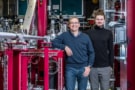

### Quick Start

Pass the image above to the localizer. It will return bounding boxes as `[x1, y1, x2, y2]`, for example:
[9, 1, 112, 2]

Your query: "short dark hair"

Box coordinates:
[94, 9, 105, 19]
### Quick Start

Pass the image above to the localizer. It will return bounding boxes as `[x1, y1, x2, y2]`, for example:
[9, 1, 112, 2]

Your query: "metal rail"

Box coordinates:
[0, 32, 44, 40]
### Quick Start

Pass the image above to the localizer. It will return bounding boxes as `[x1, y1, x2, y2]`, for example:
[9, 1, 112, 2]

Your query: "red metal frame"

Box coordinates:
[6, 49, 13, 90]
[37, 0, 47, 36]
[13, 50, 22, 90]
[37, 0, 47, 48]
[127, 0, 135, 90]
[45, 48, 64, 90]
[21, 54, 29, 90]
[44, 48, 49, 90]
[11, 48, 64, 90]
[5, 49, 22, 90]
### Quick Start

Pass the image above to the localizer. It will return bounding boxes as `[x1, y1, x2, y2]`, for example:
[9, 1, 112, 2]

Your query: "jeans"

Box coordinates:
[65, 67, 88, 90]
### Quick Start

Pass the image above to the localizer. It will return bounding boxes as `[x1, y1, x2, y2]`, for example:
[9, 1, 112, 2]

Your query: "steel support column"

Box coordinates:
[127, 0, 135, 90]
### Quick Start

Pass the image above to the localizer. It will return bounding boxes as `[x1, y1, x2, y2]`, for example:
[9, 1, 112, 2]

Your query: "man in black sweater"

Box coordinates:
[52, 17, 95, 90]
[86, 9, 114, 90]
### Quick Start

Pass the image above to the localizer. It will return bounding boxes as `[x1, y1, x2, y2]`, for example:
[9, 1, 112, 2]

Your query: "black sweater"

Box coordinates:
[86, 26, 114, 68]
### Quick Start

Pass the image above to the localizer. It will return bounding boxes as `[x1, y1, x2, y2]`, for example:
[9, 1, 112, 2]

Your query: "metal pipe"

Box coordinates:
[0, 32, 44, 40]
[0, 32, 16, 39]
[21, 34, 43, 40]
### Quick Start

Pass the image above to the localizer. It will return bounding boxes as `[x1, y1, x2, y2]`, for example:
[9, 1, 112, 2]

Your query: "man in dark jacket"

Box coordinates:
[52, 16, 95, 90]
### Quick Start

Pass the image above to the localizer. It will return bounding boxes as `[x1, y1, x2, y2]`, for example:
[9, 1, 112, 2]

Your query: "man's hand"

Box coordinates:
[83, 66, 91, 77]
[65, 46, 73, 56]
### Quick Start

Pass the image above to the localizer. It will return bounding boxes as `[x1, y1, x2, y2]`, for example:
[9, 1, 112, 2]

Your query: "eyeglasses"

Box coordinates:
[69, 22, 80, 24]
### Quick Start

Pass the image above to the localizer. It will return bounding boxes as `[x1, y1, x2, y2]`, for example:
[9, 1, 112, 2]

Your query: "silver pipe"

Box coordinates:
[0, 32, 16, 39]
[0, 32, 44, 40]
[60, 0, 62, 14]
[16, 0, 18, 15]
[20, 34, 43, 40]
